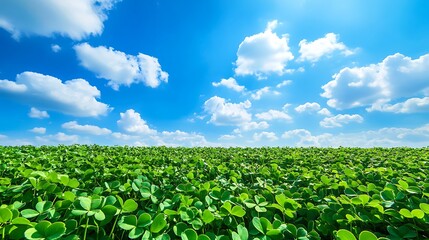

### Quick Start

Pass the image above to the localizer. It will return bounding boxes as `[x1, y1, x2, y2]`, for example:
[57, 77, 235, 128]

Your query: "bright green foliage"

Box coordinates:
[0, 145, 429, 239]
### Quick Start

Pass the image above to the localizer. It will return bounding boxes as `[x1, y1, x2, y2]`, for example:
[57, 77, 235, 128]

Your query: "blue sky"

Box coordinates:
[1, 0, 429, 147]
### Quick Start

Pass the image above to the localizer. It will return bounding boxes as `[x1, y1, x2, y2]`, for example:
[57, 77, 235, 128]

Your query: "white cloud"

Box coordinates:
[255, 110, 292, 121]
[36, 132, 79, 144]
[298, 33, 354, 63]
[30, 127, 46, 134]
[235, 20, 294, 78]
[282, 129, 334, 147]
[204, 96, 252, 126]
[111, 132, 136, 141]
[250, 87, 280, 100]
[28, 107, 49, 119]
[212, 77, 245, 92]
[295, 102, 321, 113]
[253, 131, 278, 142]
[322, 53, 429, 110]
[234, 121, 269, 133]
[62, 121, 111, 135]
[283, 124, 429, 147]
[218, 134, 237, 140]
[156, 131, 208, 147]
[367, 97, 429, 113]
[0, 80, 27, 93]
[117, 109, 156, 135]
[74, 43, 168, 90]
[317, 108, 332, 116]
[282, 103, 292, 111]
[0, 72, 111, 117]
[0, 0, 120, 40]
[51, 44, 61, 53]
[276, 80, 292, 88]
[320, 114, 363, 128]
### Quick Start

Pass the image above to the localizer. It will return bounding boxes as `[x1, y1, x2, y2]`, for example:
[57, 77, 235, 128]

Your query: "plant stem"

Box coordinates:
[83, 216, 90, 240]
[109, 214, 120, 238]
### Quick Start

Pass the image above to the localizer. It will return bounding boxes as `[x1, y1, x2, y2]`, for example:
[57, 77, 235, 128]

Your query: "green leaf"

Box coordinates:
[173, 222, 188, 236]
[94, 209, 106, 221]
[137, 213, 152, 228]
[359, 231, 378, 240]
[231, 206, 246, 217]
[252, 217, 264, 234]
[79, 197, 91, 211]
[420, 203, 429, 213]
[129, 228, 145, 239]
[150, 213, 166, 233]
[198, 234, 211, 240]
[286, 224, 297, 237]
[237, 224, 249, 240]
[35, 201, 52, 213]
[181, 228, 198, 240]
[21, 209, 40, 218]
[202, 209, 214, 224]
[380, 189, 395, 201]
[406, 186, 421, 194]
[231, 232, 241, 240]
[46, 222, 66, 240]
[24, 228, 44, 240]
[119, 215, 137, 230]
[12, 217, 31, 225]
[122, 199, 138, 213]
[0, 208, 12, 223]
[399, 209, 413, 218]
[321, 175, 331, 185]
[398, 180, 408, 189]
[67, 178, 80, 188]
[336, 229, 357, 240]
[411, 209, 424, 219]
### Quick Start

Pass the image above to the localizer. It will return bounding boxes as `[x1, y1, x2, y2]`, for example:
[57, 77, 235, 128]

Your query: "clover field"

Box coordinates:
[1, 146, 429, 240]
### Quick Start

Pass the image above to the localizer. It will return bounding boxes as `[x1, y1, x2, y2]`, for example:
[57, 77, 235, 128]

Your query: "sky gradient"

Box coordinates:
[1, 0, 429, 147]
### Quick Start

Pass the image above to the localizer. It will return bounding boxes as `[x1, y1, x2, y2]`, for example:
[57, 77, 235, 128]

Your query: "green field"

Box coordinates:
[1, 146, 429, 239]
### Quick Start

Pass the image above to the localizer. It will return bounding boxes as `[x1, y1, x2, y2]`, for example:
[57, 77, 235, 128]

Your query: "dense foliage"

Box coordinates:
[0, 145, 429, 239]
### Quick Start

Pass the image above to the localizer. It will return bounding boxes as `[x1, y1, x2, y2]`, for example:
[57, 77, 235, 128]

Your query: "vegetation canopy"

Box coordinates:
[0, 145, 428, 239]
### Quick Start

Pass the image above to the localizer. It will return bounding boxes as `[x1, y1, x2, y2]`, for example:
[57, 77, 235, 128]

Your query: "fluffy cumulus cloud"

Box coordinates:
[235, 20, 294, 78]
[284, 124, 429, 147]
[36, 132, 79, 144]
[367, 97, 429, 113]
[0, 0, 120, 40]
[276, 80, 292, 88]
[253, 131, 278, 142]
[212, 77, 245, 92]
[295, 102, 321, 113]
[62, 121, 111, 135]
[30, 127, 46, 134]
[117, 109, 156, 135]
[155, 131, 208, 147]
[51, 44, 61, 53]
[250, 87, 280, 100]
[298, 33, 354, 63]
[282, 129, 333, 147]
[320, 114, 363, 128]
[234, 121, 269, 133]
[317, 108, 332, 116]
[74, 43, 168, 90]
[218, 134, 237, 141]
[322, 53, 429, 110]
[255, 109, 292, 121]
[0, 72, 111, 117]
[28, 107, 50, 119]
[204, 96, 252, 126]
